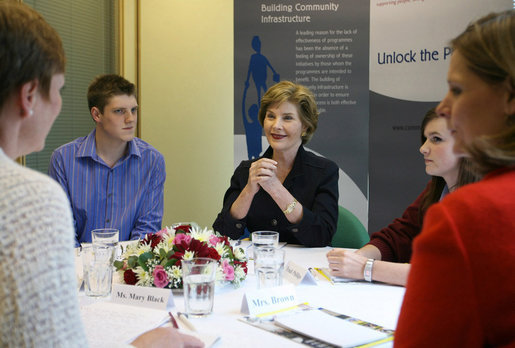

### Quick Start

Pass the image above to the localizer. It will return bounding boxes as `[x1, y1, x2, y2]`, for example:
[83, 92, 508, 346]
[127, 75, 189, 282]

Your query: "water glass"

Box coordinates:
[251, 231, 279, 258]
[254, 246, 285, 289]
[82, 244, 115, 297]
[91, 228, 119, 259]
[182, 258, 217, 317]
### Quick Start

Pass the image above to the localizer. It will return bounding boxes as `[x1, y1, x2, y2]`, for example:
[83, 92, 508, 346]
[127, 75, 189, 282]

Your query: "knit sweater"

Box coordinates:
[0, 148, 88, 347]
[395, 167, 515, 347]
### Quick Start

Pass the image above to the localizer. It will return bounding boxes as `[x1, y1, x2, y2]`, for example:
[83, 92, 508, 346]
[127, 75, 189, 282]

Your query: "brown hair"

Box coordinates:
[258, 81, 319, 144]
[0, 1, 65, 109]
[419, 108, 481, 218]
[87, 74, 136, 113]
[451, 10, 515, 174]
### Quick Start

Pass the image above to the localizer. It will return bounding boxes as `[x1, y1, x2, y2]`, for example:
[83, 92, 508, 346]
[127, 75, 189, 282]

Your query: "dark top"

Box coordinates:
[213, 146, 339, 247]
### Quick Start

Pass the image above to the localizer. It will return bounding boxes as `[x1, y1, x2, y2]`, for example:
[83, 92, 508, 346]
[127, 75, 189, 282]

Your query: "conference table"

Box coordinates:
[77, 242, 405, 347]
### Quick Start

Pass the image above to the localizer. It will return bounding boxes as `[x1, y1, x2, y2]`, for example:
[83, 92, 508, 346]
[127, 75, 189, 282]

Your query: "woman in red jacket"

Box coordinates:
[395, 10, 515, 347]
[326, 108, 479, 286]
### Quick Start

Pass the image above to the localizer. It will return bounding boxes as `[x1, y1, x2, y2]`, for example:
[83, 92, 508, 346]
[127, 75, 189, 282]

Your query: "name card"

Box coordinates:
[241, 284, 298, 317]
[283, 261, 317, 286]
[111, 283, 175, 311]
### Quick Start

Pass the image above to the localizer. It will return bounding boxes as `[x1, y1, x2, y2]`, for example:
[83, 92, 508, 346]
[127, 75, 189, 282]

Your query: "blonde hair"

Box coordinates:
[258, 81, 319, 144]
[451, 10, 515, 174]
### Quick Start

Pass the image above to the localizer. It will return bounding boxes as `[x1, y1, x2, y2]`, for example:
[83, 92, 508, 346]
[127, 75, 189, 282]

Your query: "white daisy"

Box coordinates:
[233, 247, 246, 261]
[190, 226, 214, 242]
[214, 243, 227, 258]
[183, 250, 195, 261]
[134, 267, 152, 287]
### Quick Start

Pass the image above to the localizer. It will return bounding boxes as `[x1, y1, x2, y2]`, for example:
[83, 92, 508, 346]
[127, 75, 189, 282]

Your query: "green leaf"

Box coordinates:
[138, 252, 153, 271]
[225, 246, 234, 259]
[164, 259, 178, 268]
[128, 255, 138, 269]
[113, 260, 124, 270]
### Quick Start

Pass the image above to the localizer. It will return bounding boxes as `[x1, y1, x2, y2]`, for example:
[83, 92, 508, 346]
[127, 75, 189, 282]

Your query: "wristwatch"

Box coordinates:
[364, 259, 374, 282]
[282, 199, 297, 214]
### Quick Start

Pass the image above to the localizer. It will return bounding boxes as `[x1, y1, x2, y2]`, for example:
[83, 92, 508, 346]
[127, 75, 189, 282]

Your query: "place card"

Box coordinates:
[241, 284, 298, 317]
[111, 283, 175, 311]
[283, 261, 317, 286]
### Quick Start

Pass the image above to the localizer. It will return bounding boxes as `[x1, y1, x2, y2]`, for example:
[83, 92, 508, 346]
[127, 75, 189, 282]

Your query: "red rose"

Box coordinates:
[189, 239, 211, 257]
[175, 225, 191, 233]
[124, 269, 138, 285]
[169, 251, 184, 267]
[207, 247, 221, 261]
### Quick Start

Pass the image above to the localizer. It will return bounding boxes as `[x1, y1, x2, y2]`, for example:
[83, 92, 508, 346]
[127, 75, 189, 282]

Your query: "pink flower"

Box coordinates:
[152, 265, 169, 288]
[156, 228, 167, 237]
[222, 259, 235, 281]
[209, 235, 221, 246]
[173, 233, 192, 246]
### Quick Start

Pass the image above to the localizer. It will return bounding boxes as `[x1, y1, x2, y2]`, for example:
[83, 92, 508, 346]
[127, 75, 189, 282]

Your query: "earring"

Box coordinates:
[29, 109, 34, 116]
[301, 132, 307, 137]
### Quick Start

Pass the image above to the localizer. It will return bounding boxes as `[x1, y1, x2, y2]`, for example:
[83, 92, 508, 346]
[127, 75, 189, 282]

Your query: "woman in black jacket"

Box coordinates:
[213, 81, 339, 247]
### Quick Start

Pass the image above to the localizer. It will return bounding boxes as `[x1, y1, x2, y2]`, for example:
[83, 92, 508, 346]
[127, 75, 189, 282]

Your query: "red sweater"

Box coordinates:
[395, 168, 515, 347]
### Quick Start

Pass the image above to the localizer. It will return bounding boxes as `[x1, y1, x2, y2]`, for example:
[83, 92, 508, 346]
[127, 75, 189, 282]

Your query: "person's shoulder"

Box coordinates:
[440, 168, 515, 215]
[2, 163, 68, 203]
[302, 148, 338, 171]
[133, 137, 163, 156]
[53, 134, 88, 154]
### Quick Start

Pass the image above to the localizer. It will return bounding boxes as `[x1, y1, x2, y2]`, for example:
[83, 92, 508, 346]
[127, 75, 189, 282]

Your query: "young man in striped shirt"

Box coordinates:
[49, 74, 166, 246]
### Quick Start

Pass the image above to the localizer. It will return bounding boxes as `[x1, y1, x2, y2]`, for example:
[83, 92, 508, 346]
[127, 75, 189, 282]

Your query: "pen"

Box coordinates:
[168, 312, 179, 329]
[308, 267, 319, 280]
[177, 312, 197, 332]
[314, 267, 334, 285]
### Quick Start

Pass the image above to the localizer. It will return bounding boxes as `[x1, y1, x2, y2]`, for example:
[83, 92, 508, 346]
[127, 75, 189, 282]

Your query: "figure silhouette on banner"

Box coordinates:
[242, 35, 280, 159]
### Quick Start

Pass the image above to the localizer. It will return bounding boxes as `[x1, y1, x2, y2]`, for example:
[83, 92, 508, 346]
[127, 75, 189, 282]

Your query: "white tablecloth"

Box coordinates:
[78, 243, 405, 347]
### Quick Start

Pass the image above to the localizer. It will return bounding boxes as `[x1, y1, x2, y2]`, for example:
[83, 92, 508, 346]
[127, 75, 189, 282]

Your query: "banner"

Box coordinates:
[234, 1, 370, 227]
[368, 0, 511, 231]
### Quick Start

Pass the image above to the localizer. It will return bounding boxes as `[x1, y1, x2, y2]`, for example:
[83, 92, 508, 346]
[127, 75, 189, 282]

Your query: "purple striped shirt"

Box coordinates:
[49, 129, 165, 246]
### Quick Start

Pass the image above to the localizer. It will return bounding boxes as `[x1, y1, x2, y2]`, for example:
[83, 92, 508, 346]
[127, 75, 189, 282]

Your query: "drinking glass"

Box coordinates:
[82, 244, 115, 297]
[254, 246, 285, 289]
[91, 228, 119, 260]
[182, 258, 217, 317]
[251, 231, 279, 259]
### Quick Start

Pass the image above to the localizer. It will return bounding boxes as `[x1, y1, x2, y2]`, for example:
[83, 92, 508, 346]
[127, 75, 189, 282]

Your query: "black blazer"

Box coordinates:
[213, 146, 339, 247]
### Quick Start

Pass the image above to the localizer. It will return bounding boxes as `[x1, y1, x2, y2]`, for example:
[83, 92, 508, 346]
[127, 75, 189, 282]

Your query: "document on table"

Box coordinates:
[80, 301, 168, 347]
[274, 309, 391, 347]
[80, 301, 221, 347]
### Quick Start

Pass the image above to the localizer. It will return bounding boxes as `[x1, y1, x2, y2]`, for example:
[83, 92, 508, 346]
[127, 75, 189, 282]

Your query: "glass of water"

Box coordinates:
[251, 231, 279, 259]
[254, 246, 285, 289]
[182, 257, 217, 317]
[91, 228, 119, 260]
[82, 244, 115, 297]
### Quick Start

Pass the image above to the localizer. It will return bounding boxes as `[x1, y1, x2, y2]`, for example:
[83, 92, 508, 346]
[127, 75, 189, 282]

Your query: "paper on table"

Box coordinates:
[80, 301, 168, 347]
[274, 309, 390, 347]
[80, 301, 221, 348]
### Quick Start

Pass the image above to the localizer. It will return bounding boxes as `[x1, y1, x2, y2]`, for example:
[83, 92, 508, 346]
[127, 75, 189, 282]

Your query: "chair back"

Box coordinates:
[331, 205, 369, 248]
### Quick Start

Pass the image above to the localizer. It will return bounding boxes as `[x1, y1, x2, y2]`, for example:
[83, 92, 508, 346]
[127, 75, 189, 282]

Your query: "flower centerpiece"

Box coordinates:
[114, 224, 248, 289]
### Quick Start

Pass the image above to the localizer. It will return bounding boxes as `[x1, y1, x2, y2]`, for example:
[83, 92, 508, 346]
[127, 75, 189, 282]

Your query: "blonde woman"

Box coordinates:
[395, 10, 515, 346]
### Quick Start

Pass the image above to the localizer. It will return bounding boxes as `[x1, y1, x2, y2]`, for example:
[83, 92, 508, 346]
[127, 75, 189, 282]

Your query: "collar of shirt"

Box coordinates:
[75, 129, 141, 166]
